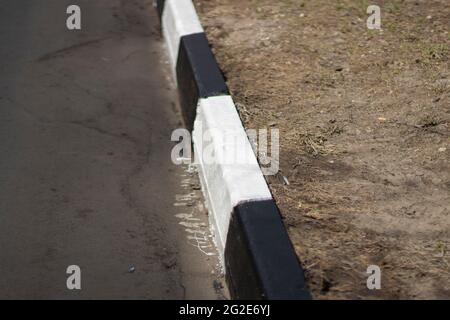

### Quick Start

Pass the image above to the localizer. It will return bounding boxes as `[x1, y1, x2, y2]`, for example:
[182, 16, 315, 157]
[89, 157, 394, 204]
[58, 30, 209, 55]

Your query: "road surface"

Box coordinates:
[0, 0, 225, 299]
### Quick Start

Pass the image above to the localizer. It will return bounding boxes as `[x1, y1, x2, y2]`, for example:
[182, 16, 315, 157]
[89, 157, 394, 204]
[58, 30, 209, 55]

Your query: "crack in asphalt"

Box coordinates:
[36, 37, 113, 62]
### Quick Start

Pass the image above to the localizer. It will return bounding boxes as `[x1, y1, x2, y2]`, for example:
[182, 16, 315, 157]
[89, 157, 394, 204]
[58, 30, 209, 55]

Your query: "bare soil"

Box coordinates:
[195, 0, 450, 299]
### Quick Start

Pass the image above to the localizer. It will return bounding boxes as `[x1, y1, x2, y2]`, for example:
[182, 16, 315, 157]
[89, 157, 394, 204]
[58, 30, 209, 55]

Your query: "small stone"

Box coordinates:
[438, 147, 446, 152]
[432, 178, 441, 185]
[213, 280, 224, 290]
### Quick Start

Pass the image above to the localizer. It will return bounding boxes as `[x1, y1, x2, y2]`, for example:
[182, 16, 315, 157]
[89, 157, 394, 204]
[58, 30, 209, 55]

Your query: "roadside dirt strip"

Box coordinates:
[156, 0, 310, 299]
[194, 0, 450, 299]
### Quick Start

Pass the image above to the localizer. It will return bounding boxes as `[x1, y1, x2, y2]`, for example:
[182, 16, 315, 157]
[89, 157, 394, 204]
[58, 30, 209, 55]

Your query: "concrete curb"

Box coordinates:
[155, 0, 311, 300]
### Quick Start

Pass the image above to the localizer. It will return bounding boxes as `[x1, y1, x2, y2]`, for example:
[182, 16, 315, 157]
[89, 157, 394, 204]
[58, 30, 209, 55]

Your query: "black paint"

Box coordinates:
[176, 33, 228, 130]
[156, 0, 165, 19]
[225, 200, 311, 300]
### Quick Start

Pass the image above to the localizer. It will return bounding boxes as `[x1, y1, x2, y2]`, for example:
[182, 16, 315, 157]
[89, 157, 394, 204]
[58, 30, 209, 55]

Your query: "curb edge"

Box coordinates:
[155, 0, 311, 300]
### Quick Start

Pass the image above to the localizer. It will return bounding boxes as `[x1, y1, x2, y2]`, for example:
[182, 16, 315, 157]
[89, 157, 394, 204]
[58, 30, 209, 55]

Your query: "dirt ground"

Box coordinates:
[194, 0, 450, 299]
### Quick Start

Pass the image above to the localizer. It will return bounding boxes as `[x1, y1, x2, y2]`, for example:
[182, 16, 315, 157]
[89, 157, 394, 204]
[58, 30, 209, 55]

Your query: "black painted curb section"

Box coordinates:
[176, 33, 228, 130]
[156, 0, 165, 19]
[225, 200, 311, 300]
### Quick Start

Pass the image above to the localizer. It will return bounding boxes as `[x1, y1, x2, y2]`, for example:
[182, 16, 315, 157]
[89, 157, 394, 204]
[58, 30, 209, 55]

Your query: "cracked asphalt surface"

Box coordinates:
[0, 0, 225, 299]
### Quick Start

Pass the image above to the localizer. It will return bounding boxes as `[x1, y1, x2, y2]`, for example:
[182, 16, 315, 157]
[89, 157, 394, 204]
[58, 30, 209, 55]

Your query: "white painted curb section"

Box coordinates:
[193, 96, 272, 256]
[161, 0, 203, 68]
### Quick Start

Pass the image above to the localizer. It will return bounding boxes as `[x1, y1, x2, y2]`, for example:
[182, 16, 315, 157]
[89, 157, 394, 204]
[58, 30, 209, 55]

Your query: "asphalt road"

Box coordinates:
[0, 0, 225, 299]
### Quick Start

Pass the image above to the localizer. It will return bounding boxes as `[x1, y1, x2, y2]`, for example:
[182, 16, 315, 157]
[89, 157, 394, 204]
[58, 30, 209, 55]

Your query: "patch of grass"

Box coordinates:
[331, 0, 370, 14]
[432, 80, 450, 96]
[421, 44, 449, 63]
[385, 1, 401, 13]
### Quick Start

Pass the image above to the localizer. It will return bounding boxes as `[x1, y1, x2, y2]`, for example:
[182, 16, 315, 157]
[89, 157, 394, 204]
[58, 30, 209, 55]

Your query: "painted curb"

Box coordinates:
[156, 0, 311, 300]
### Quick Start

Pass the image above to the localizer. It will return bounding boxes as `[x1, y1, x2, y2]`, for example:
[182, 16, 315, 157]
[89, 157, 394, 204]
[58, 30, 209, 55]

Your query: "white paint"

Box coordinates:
[174, 165, 216, 257]
[161, 0, 204, 71]
[193, 96, 272, 257]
